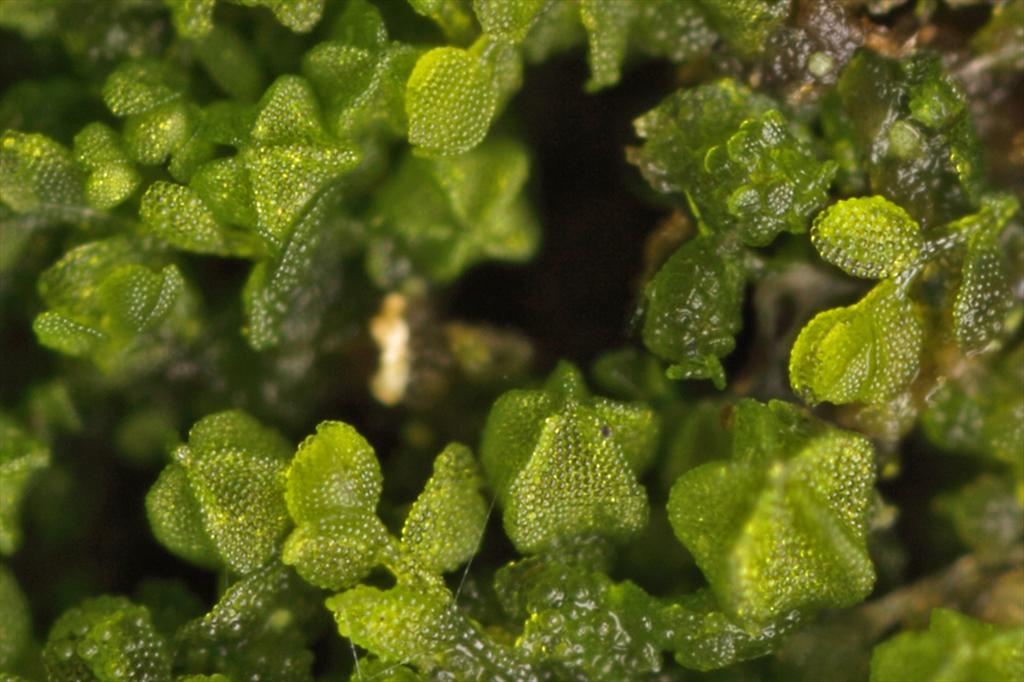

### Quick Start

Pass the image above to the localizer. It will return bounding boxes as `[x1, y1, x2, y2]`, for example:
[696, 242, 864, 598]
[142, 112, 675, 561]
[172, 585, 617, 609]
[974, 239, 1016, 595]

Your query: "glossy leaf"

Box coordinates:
[579, 0, 638, 91]
[641, 235, 745, 387]
[73, 123, 140, 210]
[164, 0, 325, 38]
[474, 0, 550, 42]
[633, 80, 835, 245]
[32, 238, 196, 374]
[140, 181, 263, 257]
[497, 557, 665, 679]
[176, 562, 320, 682]
[241, 75, 360, 249]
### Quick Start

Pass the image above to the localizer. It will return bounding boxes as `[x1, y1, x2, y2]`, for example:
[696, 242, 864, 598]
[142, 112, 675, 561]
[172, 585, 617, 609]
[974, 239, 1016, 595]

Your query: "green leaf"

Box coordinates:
[326, 0, 388, 49]
[164, 0, 216, 38]
[73, 123, 140, 210]
[833, 51, 983, 226]
[633, 80, 834, 245]
[302, 39, 420, 137]
[102, 59, 185, 117]
[642, 235, 745, 387]
[369, 138, 539, 283]
[692, 0, 790, 56]
[496, 557, 665, 679]
[242, 186, 353, 351]
[473, 0, 550, 42]
[630, 0, 716, 64]
[43, 596, 172, 682]
[0, 414, 50, 555]
[193, 25, 266, 102]
[32, 237, 197, 373]
[790, 280, 924, 405]
[176, 562, 320, 682]
[140, 181, 263, 257]
[0, 566, 31, 669]
[404, 0, 476, 42]
[954, 232, 1014, 351]
[146, 463, 221, 569]
[520, 0, 585, 63]
[811, 196, 923, 279]
[32, 312, 106, 357]
[348, 659, 423, 681]
[189, 157, 258, 229]
[668, 399, 876, 628]
[99, 264, 185, 335]
[1, 130, 85, 214]
[151, 411, 293, 575]
[241, 75, 360, 248]
[869, 609, 1024, 682]
[400, 443, 487, 574]
[662, 588, 801, 671]
[922, 345, 1024, 473]
[327, 584, 456, 665]
[282, 421, 388, 589]
[405, 47, 497, 157]
[480, 361, 656, 553]
[579, 0, 638, 91]
[470, 35, 524, 112]
[164, 0, 325, 38]
[936, 475, 1023, 562]
[122, 101, 195, 166]
[950, 195, 1020, 351]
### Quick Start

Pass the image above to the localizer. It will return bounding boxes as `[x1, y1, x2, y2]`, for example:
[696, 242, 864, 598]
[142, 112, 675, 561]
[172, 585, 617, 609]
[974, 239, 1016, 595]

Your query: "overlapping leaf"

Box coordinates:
[282, 421, 389, 590]
[633, 79, 835, 246]
[146, 411, 293, 574]
[668, 399, 876, 628]
[790, 280, 923, 405]
[369, 137, 539, 284]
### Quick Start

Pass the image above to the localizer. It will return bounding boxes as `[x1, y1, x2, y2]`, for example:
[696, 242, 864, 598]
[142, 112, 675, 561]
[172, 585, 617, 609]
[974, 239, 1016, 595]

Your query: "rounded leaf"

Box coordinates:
[406, 47, 497, 156]
[811, 196, 923, 279]
[285, 421, 382, 524]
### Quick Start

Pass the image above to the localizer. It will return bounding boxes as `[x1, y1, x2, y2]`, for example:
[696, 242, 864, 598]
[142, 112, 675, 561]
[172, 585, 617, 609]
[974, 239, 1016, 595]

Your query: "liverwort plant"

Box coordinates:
[0, 0, 1022, 680]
